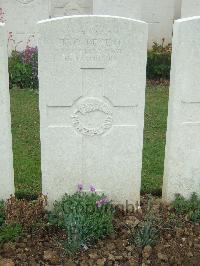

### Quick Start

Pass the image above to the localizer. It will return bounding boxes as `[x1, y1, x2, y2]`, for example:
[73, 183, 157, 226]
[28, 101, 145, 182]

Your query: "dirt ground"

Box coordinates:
[0, 196, 199, 266]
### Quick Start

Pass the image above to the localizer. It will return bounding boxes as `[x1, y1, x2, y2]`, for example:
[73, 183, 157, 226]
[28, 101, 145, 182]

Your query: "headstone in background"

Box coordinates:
[0, 23, 14, 200]
[0, 0, 50, 53]
[93, 0, 141, 20]
[163, 17, 200, 202]
[174, 0, 182, 20]
[181, 0, 200, 18]
[141, 0, 174, 48]
[0, 0, 184, 52]
[50, 0, 92, 17]
[38, 16, 147, 207]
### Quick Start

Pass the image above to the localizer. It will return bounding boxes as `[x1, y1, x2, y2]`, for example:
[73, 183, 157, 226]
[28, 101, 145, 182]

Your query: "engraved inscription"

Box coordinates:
[60, 38, 121, 47]
[59, 30, 123, 62]
[71, 98, 113, 136]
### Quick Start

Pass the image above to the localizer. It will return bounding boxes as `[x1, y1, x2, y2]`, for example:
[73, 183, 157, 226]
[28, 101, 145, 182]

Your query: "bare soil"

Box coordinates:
[0, 196, 199, 266]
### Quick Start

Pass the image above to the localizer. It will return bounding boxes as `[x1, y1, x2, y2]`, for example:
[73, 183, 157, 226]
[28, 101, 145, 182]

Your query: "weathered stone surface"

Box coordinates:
[93, 0, 141, 20]
[163, 17, 200, 202]
[181, 0, 200, 18]
[0, 23, 14, 200]
[38, 16, 147, 207]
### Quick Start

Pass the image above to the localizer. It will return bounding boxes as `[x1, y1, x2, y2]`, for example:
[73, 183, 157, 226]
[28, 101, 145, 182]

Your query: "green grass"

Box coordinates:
[10, 86, 169, 197]
[10, 89, 41, 198]
[142, 85, 169, 195]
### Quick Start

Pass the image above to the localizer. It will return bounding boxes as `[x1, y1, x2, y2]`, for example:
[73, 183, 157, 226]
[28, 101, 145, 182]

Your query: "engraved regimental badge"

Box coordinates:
[71, 97, 113, 136]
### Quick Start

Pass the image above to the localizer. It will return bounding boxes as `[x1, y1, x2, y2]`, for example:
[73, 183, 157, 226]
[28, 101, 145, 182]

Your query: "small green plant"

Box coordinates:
[190, 209, 200, 222]
[0, 224, 22, 243]
[129, 196, 159, 249]
[0, 201, 22, 244]
[49, 184, 114, 254]
[172, 193, 200, 222]
[131, 219, 159, 248]
[0, 201, 5, 227]
[172, 194, 190, 214]
[163, 212, 182, 229]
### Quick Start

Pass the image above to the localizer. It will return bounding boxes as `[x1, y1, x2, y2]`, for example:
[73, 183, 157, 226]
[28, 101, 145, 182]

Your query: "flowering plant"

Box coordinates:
[49, 184, 114, 253]
[9, 44, 38, 89]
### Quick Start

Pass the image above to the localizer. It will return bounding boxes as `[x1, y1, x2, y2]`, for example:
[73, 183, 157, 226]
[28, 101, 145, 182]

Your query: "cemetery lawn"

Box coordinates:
[10, 86, 169, 198]
[142, 85, 169, 195]
[11, 89, 41, 199]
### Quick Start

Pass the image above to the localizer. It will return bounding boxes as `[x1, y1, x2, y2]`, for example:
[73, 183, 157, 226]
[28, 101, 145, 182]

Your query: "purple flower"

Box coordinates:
[96, 197, 109, 208]
[90, 185, 96, 193]
[101, 197, 109, 204]
[22, 46, 38, 64]
[77, 183, 83, 192]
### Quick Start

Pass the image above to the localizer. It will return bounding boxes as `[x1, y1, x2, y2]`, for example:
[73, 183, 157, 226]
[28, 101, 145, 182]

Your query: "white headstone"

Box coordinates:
[0, 23, 14, 200]
[163, 17, 200, 202]
[0, 0, 50, 52]
[141, 0, 174, 48]
[51, 0, 92, 17]
[38, 16, 147, 207]
[93, 0, 141, 20]
[181, 0, 200, 18]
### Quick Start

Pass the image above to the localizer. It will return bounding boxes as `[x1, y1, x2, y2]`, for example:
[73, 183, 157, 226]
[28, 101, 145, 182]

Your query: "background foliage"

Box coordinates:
[9, 46, 38, 90]
[147, 41, 172, 81]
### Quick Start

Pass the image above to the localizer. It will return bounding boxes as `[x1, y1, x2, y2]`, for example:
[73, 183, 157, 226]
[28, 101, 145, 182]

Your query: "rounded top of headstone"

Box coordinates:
[176, 15, 200, 24]
[38, 15, 147, 26]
